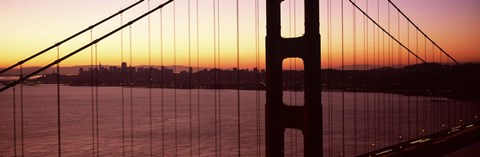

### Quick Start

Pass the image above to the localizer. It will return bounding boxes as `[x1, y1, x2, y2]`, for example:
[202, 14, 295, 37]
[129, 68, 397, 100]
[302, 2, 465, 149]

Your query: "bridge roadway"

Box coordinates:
[357, 121, 480, 157]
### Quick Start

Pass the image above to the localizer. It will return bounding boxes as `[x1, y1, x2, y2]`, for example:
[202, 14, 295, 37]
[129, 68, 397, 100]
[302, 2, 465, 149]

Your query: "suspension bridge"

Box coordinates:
[1, 0, 479, 156]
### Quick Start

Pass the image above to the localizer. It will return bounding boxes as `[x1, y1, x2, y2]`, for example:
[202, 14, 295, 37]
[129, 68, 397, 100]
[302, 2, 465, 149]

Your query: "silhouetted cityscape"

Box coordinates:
[35, 62, 266, 90]
[25, 62, 480, 101]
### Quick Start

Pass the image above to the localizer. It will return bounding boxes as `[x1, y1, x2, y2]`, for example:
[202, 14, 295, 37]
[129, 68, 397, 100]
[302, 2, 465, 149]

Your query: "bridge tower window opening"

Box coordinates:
[280, 0, 304, 38]
[284, 128, 304, 156]
[282, 58, 304, 107]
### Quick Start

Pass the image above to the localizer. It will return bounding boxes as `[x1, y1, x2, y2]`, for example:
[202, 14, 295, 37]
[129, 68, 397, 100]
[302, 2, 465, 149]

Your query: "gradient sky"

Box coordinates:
[0, 0, 479, 69]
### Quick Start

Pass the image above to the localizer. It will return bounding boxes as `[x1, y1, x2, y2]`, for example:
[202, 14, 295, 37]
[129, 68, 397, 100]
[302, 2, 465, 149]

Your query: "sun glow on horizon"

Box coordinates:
[1, 0, 479, 70]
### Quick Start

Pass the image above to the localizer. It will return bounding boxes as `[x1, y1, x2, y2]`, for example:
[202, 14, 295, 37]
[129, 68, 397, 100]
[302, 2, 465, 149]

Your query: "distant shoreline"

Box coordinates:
[3, 63, 480, 102]
[11, 83, 478, 103]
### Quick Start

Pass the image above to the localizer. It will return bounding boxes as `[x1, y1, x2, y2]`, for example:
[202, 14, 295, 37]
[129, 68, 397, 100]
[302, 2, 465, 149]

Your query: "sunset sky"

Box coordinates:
[0, 0, 479, 69]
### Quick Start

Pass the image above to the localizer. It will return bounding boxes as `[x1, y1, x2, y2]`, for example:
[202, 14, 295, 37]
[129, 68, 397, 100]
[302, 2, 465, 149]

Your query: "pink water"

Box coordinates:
[0, 86, 478, 156]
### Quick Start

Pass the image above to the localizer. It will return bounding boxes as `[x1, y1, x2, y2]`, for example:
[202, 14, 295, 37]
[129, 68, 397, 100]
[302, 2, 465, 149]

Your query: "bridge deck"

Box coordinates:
[357, 121, 480, 157]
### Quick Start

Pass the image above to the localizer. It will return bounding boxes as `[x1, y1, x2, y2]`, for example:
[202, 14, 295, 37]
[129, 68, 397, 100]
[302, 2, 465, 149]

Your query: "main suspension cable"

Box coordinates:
[0, 0, 147, 76]
[0, 0, 174, 92]
[387, 0, 460, 65]
[348, 0, 426, 64]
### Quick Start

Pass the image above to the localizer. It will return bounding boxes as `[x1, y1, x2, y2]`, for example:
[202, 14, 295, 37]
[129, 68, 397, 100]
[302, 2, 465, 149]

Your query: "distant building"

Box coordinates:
[122, 62, 127, 70]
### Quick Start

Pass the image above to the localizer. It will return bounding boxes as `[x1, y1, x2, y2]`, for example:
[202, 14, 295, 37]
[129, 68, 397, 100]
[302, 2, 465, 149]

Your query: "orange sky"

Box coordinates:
[0, 0, 479, 70]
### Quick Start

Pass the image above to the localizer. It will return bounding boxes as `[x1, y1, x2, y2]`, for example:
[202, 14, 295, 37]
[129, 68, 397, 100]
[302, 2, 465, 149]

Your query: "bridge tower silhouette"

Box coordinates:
[265, 0, 322, 156]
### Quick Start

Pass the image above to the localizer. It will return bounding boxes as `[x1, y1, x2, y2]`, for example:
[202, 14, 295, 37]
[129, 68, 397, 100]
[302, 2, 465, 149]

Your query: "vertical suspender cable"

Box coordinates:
[388, 2, 392, 145]
[432, 42, 435, 62]
[391, 2, 396, 144]
[407, 22, 411, 140]
[382, 31, 386, 146]
[120, 13, 126, 157]
[439, 44, 442, 63]
[160, 8, 165, 157]
[382, 6, 387, 147]
[398, 10, 402, 142]
[291, 59, 299, 156]
[423, 37, 427, 134]
[431, 43, 435, 131]
[293, 0, 298, 155]
[217, 1, 222, 155]
[375, 22, 379, 147]
[353, 0, 358, 155]
[381, 33, 390, 147]
[129, 25, 134, 156]
[376, 0, 380, 147]
[147, 1, 153, 156]
[289, 0, 292, 37]
[13, 79, 17, 157]
[255, 0, 260, 155]
[455, 101, 463, 125]
[196, 0, 201, 155]
[372, 0, 376, 147]
[424, 37, 427, 62]
[212, 0, 218, 155]
[90, 30, 95, 157]
[364, 0, 369, 152]
[188, 0, 193, 155]
[173, 1, 178, 156]
[57, 46, 62, 157]
[289, 0, 293, 155]
[20, 65, 24, 157]
[370, 1, 375, 149]
[388, 3, 398, 145]
[379, 0, 385, 147]
[341, 0, 346, 155]
[371, 0, 377, 149]
[383, 25, 388, 147]
[95, 44, 99, 157]
[460, 90, 463, 125]
[236, 0, 241, 156]
[432, 44, 438, 131]
[416, 29, 419, 138]
[327, 0, 333, 155]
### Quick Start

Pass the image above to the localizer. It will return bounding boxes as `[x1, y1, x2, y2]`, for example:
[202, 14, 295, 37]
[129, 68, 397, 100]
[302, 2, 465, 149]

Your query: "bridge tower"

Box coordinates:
[265, 0, 322, 156]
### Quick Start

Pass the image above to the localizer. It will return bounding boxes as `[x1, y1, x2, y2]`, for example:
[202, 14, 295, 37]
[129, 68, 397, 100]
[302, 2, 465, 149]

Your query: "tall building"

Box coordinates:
[121, 62, 127, 70]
